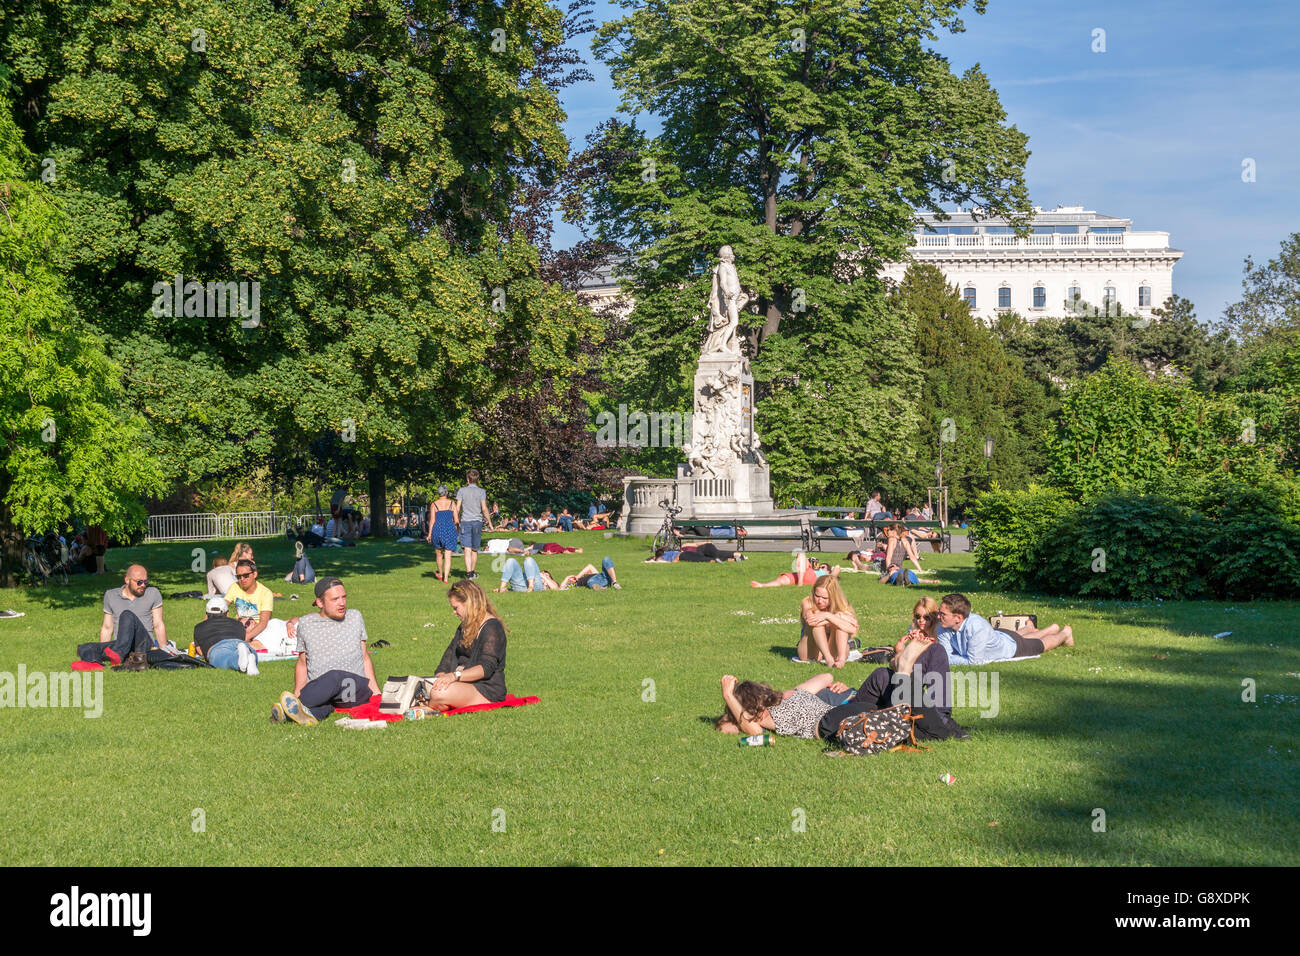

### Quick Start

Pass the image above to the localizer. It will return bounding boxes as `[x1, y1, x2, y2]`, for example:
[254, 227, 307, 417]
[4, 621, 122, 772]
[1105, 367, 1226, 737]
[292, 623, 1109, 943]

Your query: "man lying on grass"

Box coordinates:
[936, 593, 1073, 666]
[271, 577, 380, 726]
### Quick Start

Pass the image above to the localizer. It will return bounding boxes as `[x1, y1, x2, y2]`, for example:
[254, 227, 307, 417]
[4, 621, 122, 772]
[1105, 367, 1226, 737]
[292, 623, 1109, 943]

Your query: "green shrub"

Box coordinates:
[1044, 495, 1210, 600]
[970, 485, 1074, 592]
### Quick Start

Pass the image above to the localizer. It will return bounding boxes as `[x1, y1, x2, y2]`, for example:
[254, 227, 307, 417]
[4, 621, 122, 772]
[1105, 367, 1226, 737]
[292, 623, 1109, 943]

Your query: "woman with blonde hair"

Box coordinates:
[229, 542, 254, 567]
[795, 571, 859, 668]
[422, 580, 508, 711]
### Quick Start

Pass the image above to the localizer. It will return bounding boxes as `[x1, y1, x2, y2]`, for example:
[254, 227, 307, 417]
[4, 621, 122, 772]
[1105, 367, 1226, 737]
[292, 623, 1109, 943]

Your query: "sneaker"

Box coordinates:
[270, 702, 286, 724]
[236, 642, 251, 673]
[244, 652, 259, 677]
[611, 582, 622, 590]
[280, 691, 317, 726]
[468, 572, 478, 580]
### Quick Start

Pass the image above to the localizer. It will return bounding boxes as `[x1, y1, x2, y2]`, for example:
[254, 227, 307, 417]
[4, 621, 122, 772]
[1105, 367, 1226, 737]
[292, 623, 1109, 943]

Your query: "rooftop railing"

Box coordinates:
[913, 232, 1170, 251]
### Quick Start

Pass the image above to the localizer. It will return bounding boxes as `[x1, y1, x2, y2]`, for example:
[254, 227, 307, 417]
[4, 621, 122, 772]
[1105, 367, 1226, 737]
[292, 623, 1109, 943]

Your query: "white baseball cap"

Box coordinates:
[205, 597, 229, 615]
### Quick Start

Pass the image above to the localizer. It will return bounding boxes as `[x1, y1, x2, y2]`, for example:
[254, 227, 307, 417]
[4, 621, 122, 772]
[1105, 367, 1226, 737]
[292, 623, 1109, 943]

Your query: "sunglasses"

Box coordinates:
[236, 572, 255, 580]
[131, 579, 148, 586]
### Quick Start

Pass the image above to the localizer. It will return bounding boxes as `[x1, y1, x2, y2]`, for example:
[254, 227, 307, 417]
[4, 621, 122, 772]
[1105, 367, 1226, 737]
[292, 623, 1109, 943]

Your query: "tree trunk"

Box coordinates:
[368, 468, 387, 537]
[0, 495, 26, 589]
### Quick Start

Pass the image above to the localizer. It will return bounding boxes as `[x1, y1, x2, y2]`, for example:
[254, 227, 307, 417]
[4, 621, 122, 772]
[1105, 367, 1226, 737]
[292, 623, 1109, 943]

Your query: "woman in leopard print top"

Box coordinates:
[718, 672, 853, 739]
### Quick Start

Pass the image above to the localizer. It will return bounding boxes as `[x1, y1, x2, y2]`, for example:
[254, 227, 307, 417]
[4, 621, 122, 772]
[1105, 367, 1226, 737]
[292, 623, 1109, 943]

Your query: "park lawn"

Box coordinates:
[0, 532, 1296, 867]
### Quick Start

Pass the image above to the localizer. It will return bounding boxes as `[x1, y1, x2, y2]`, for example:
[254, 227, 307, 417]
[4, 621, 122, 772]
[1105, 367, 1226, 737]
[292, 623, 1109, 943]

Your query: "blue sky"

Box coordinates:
[553, 0, 1300, 325]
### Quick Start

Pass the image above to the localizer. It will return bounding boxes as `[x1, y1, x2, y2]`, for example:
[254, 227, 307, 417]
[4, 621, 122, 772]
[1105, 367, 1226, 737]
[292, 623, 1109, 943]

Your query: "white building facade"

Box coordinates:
[881, 205, 1183, 323]
[579, 205, 1183, 325]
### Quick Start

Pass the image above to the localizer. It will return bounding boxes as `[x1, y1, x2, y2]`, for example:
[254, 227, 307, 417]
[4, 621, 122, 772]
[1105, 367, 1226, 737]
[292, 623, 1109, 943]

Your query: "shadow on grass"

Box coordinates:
[959, 667, 1298, 865]
[11, 537, 438, 611]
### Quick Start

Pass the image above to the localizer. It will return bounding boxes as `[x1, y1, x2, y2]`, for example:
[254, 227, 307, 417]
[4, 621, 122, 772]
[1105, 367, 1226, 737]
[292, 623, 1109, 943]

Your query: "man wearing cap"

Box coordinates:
[194, 597, 260, 675]
[271, 577, 380, 725]
[75, 564, 170, 665]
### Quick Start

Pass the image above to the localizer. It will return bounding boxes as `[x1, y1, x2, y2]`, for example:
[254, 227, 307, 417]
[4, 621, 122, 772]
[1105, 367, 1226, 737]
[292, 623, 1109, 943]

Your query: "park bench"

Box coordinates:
[672, 516, 813, 553]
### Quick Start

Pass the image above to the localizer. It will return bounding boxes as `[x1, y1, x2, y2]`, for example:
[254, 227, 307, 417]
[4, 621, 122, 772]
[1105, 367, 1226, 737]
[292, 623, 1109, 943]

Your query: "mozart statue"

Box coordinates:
[702, 245, 749, 354]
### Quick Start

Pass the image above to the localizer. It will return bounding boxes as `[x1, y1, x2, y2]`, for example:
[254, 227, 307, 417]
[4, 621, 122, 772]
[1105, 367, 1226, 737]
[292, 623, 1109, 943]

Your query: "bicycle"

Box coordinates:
[651, 499, 683, 554]
[22, 535, 69, 586]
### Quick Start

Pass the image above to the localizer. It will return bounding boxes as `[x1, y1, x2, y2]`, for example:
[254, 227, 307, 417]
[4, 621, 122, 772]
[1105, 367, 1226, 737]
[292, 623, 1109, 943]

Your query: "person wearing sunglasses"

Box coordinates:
[221, 558, 290, 655]
[814, 596, 971, 741]
[76, 565, 170, 666]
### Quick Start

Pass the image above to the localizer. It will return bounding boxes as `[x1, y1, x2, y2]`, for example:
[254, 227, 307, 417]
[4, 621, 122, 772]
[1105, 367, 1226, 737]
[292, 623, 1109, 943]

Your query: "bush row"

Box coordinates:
[970, 476, 1300, 600]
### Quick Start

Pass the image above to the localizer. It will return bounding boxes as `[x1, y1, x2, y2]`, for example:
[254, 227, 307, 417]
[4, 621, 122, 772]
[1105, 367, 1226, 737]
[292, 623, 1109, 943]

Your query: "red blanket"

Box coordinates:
[71, 661, 105, 671]
[335, 693, 539, 722]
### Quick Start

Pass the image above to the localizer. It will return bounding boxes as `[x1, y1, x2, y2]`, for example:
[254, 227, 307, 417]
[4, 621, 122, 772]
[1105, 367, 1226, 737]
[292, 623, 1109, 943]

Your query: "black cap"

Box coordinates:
[314, 576, 344, 600]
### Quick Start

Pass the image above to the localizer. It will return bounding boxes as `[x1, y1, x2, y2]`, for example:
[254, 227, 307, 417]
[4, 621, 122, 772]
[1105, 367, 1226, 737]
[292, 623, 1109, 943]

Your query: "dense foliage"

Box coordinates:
[585, 0, 1031, 502]
[0, 99, 164, 584]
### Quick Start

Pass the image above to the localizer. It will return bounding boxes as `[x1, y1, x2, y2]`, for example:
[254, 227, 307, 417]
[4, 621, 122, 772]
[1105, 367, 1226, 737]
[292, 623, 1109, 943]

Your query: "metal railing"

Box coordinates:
[145, 511, 291, 542]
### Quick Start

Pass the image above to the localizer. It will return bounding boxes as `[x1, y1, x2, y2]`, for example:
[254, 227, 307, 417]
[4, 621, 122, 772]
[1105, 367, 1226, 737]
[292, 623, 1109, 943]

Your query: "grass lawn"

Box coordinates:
[1, 531, 1297, 866]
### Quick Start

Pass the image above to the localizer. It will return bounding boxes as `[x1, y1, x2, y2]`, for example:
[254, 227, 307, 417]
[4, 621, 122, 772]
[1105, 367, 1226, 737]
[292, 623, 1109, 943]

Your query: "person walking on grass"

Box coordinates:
[426, 484, 459, 583]
[271, 577, 380, 726]
[456, 469, 492, 580]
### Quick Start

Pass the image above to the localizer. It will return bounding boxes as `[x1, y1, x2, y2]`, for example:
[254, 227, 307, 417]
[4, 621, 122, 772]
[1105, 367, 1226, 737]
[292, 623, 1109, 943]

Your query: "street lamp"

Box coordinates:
[983, 436, 994, 458]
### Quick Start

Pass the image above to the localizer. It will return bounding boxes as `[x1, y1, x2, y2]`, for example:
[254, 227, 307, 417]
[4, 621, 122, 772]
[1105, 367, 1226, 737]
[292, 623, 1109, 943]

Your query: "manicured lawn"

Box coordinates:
[1, 532, 1296, 866]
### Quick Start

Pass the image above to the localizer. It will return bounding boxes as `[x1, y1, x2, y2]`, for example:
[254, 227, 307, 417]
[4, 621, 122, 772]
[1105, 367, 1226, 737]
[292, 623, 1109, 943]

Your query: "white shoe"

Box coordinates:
[236, 642, 259, 675]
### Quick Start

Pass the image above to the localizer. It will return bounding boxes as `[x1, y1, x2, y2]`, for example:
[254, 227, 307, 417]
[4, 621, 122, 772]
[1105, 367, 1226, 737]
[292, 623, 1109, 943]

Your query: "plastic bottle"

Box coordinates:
[739, 734, 774, 747]
[404, 709, 427, 720]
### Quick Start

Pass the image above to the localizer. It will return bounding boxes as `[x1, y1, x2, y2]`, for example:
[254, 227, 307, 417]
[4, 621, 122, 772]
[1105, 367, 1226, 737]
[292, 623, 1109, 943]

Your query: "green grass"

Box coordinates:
[1, 533, 1297, 866]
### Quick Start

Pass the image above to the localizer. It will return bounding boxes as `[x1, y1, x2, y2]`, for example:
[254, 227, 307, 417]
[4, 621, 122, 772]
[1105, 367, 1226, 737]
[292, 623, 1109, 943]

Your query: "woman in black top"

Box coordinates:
[425, 580, 508, 709]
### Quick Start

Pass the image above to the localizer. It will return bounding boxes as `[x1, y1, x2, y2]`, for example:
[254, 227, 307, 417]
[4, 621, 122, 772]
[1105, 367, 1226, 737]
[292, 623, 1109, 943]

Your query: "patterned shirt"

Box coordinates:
[296, 609, 368, 683]
[769, 690, 833, 739]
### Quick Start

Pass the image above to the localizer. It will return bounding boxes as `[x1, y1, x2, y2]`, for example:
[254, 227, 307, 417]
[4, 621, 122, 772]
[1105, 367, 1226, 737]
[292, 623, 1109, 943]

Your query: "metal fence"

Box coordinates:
[145, 511, 291, 542]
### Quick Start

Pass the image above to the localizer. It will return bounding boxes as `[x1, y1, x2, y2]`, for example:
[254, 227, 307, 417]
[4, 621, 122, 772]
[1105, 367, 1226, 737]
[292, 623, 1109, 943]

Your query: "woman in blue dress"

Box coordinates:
[426, 485, 459, 582]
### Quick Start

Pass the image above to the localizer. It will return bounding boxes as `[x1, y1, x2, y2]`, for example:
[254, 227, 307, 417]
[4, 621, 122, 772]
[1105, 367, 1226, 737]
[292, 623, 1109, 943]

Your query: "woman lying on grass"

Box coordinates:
[717, 673, 853, 739]
[794, 573, 859, 668]
[646, 543, 742, 562]
[750, 551, 831, 588]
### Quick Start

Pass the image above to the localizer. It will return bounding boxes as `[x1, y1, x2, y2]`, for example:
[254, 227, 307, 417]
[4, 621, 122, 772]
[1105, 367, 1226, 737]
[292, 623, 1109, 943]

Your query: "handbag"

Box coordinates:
[990, 611, 1037, 632]
[830, 703, 925, 756]
[378, 675, 435, 714]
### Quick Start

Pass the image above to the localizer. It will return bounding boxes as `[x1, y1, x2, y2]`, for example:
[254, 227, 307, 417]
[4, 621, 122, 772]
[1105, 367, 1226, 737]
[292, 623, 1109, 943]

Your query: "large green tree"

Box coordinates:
[890, 264, 1049, 512]
[586, 0, 1031, 501]
[0, 99, 163, 585]
[1, 0, 599, 528]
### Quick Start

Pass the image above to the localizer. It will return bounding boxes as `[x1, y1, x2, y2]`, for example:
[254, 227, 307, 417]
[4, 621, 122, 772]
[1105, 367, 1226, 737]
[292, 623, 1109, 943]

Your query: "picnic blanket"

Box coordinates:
[255, 648, 299, 662]
[335, 693, 540, 722]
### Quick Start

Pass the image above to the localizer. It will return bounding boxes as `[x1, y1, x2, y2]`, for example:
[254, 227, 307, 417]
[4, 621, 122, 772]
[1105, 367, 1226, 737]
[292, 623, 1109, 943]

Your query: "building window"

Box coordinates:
[1066, 284, 1081, 309]
[1103, 286, 1117, 313]
[1091, 226, 1126, 235]
[1139, 285, 1152, 307]
[998, 287, 1011, 309]
[984, 226, 1013, 235]
[963, 287, 976, 309]
[1033, 286, 1046, 309]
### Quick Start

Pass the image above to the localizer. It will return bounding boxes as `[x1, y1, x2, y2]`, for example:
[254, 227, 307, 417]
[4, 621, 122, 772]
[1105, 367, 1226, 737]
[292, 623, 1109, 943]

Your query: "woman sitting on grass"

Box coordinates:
[750, 551, 830, 588]
[717, 673, 853, 739]
[417, 580, 508, 711]
[795, 573, 859, 668]
[883, 522, 924, 573]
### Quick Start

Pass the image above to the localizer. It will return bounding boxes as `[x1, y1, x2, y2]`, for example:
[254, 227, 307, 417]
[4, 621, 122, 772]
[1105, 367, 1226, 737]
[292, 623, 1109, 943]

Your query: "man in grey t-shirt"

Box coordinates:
[455, 468, 492, 580]
[272, 576, 379, 725]
[76, 564, 171, 665]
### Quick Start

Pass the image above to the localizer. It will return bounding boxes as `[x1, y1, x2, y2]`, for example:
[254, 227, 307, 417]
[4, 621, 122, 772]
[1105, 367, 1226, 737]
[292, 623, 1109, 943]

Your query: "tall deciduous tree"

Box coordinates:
[0, 100, 163, 585]
[0, 0, 600, 532]
[586, 0, 1031, 501]
[890, 264, 1049, 511]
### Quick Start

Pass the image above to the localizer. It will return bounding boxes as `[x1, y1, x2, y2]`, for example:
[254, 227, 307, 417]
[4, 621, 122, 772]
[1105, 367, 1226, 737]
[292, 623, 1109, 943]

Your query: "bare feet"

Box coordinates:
[1061, 625, 1074, 646]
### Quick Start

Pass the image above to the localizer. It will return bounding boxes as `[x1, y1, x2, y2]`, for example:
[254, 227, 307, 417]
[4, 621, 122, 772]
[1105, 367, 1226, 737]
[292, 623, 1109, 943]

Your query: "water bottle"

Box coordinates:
[403, 709, 426, 720]
[739, 734, 774, 747]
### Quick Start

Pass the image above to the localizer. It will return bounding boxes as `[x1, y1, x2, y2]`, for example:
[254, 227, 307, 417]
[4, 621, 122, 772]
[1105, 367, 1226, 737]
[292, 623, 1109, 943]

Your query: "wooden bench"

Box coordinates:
[672, 517, 813, 553]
